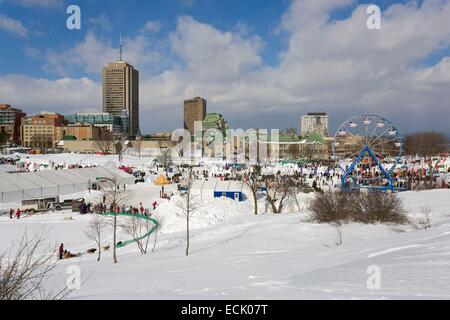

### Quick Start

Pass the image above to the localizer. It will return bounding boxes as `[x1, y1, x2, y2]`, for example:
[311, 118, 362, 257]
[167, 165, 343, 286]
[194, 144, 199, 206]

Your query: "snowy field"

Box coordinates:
[1, 154, 450, 299]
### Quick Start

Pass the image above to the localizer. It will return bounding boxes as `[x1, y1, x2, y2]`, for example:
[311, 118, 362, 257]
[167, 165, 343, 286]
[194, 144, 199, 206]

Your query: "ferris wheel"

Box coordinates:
[332, 114, 403, 191]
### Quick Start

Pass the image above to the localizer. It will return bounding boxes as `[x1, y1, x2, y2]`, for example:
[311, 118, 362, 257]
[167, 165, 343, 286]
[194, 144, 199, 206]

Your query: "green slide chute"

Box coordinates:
[101, 212, 159, 248]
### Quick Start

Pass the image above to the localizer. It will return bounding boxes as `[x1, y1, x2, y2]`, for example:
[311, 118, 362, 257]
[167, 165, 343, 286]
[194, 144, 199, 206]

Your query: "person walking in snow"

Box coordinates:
[16, 208, 21, 219]
[9, 208, 13, 219]
[152, 201, 158, 211]
[58, 243, 64, 260]
[139, 203, 144, 215]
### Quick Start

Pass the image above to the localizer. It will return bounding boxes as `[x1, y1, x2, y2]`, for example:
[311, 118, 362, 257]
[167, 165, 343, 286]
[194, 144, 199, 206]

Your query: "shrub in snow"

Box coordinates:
[307, 191, 357, 223]
[354, 192, 408, 224]
[409, 207, 432, 230]
[308, 191, 408, 225]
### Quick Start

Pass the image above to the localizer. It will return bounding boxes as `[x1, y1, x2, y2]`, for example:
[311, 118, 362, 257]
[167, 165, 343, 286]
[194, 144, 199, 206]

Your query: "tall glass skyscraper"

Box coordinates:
[102, 58, 139, 136]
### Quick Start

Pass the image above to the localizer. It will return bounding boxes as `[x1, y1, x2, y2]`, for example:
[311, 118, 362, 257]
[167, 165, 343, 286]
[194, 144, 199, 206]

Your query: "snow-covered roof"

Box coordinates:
[0, 167, 135, 203]
[190, 179, 244, 194]
[215, 180, 243, 192]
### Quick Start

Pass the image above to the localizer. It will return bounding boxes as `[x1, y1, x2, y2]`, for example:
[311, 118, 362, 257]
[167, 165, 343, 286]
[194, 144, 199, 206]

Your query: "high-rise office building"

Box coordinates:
[301, 112, 329, 137]
[184, 97, 207, 135]
[0, 104, 26, 144]
[102, 47, 139, 136]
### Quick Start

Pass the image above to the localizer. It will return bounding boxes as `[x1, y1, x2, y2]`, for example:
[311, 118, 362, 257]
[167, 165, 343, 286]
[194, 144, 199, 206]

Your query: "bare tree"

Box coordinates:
[84, 215, 108, 261]
[174, 168, 200, 256]
[264, 175, 301, 214]
[334, 223, 343, 246]
[114, 135, 129, 162]
[94, 136, 113, 154]
[157, 140, 172, 175]
[0, 228, 73, 300]
[119, 216, 158, 255]
[243, 166, 263, 215]
[290, 186, 302, 213]
[100, 175, 131, 264]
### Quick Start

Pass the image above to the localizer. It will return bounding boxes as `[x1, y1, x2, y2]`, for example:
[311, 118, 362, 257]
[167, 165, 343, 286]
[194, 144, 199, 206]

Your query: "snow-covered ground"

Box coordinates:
[1, 153, 450, 299]
[1, 186, 450, 299]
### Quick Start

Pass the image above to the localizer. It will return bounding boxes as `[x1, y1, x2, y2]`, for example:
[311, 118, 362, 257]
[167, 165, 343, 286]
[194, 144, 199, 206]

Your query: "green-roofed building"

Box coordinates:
[261, 132, 329, 161]
[304, 132, 325, 145]
[203, 113, 228, 136]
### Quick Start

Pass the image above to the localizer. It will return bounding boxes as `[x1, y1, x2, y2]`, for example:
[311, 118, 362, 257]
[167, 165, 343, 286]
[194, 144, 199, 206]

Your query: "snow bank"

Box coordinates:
[156, 196, 252, 234]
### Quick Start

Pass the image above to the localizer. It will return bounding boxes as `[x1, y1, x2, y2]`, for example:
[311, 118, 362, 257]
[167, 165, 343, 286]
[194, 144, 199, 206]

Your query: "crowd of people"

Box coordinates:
[91, 201, 155, 217]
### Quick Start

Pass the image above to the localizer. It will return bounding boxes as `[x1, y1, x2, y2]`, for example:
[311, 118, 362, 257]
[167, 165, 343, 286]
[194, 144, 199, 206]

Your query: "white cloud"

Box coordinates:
[2, 1, 450, 133]
[0, 14, 28, 37]
[0, 75, 101, 114]
[141, 20, 162, 33]
[170, 16, 263, 82]
[87, 14, 113, 33]
[23, 46, 40, 59]
[44, 32, 164, 76]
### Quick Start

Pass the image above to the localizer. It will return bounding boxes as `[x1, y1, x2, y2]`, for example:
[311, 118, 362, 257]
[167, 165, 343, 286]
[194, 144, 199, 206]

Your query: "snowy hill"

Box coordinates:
[1, 188, 450, 299]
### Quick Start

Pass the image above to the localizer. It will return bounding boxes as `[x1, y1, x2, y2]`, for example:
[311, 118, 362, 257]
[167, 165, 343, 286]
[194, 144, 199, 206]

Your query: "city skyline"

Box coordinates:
[0, 0, 449, 135]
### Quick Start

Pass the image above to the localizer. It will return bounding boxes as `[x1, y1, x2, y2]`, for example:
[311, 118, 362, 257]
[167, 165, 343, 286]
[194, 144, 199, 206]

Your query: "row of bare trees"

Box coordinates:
[404, 131, 450, 189]
[403, 131, 449, 157]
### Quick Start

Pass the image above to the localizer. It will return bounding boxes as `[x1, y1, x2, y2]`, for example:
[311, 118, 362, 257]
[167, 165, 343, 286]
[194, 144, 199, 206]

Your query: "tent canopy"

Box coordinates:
[0, 167, 135, 203]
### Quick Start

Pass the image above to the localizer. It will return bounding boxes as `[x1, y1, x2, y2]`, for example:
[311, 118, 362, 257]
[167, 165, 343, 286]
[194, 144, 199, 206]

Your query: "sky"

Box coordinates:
[0, 0, 449, 135]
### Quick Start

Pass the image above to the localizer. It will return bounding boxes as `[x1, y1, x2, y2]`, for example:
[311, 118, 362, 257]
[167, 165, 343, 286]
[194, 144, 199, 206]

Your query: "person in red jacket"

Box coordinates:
[16, 209, 21, 219]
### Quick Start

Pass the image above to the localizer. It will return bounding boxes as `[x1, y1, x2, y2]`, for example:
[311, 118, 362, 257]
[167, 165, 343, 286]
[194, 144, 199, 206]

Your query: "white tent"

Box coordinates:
[0, 171, 42, 200]
[0, 167, 135, 203]
[0, 172, 23, 203]
[17, 172, 59, 198]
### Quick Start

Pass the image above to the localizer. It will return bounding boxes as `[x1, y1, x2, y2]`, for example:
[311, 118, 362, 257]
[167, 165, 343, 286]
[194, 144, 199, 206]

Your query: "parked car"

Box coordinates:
[48, 198, 83, 212]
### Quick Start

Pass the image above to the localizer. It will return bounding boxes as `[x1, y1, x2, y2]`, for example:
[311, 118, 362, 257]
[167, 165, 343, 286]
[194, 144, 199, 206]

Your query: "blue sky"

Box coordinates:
[2, 0, 437, 78]
[0, 0, 290, 79]
[0, 0, 449, 134]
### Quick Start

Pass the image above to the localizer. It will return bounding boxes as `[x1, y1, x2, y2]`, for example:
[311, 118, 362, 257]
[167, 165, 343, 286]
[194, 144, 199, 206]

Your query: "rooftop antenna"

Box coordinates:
[119, 33, 123, 61]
